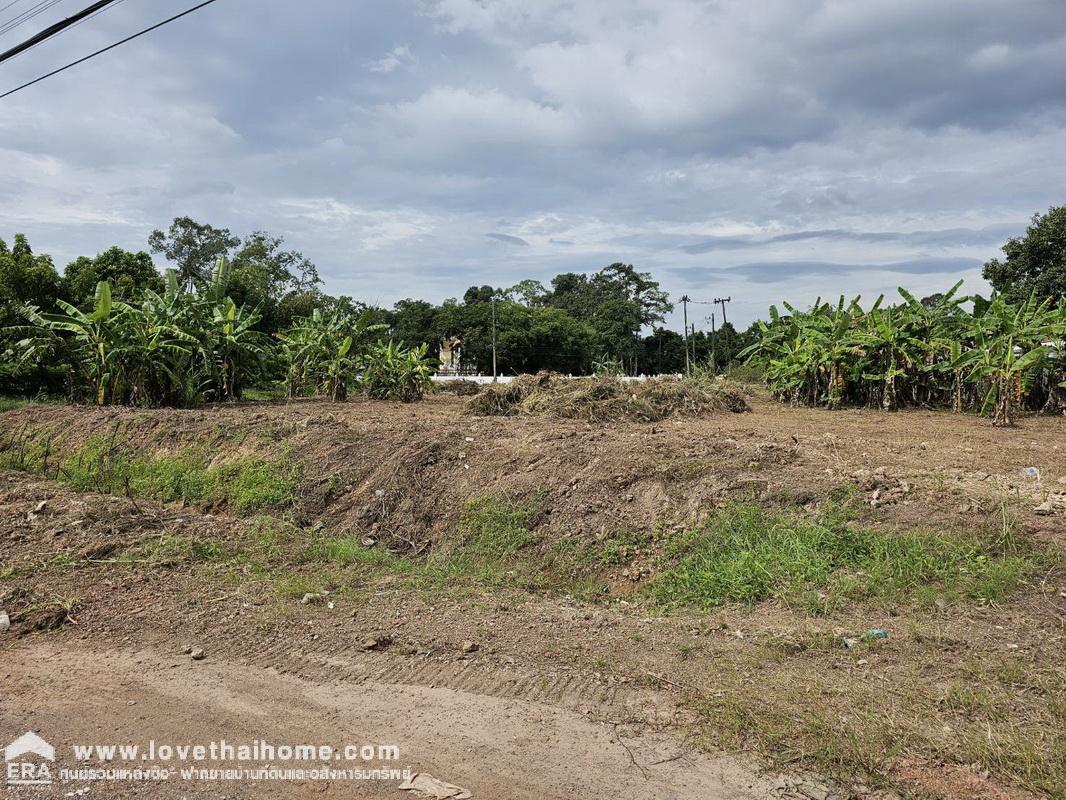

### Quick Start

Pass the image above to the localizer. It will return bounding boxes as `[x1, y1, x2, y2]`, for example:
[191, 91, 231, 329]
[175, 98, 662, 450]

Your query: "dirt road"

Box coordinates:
[2, 641, 777, 800]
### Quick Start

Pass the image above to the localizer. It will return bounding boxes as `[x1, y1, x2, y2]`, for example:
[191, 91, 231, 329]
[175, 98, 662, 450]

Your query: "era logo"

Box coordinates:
[4, 732, 54, 786]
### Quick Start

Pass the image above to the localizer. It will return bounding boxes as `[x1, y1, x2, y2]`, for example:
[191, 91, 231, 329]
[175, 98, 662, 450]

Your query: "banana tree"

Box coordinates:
[953, 294, 1058, 426]
[361, 340, 435, 402]
[206, 297, 265, 401]
[855, 297, 925, 410]
[23, 282, 124, 405]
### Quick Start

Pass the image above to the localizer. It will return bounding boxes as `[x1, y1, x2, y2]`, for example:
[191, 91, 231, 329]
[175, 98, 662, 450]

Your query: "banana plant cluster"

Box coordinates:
[276, 310, 434, 402]
[741, 282, 1066, 425]
[12, 258, 267, 407]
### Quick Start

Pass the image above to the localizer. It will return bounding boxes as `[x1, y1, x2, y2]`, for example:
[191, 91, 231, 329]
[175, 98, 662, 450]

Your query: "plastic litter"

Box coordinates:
[399, 773, 472, 799]
[864, 628, 888, 640]
[1022, 467, 1040, 479]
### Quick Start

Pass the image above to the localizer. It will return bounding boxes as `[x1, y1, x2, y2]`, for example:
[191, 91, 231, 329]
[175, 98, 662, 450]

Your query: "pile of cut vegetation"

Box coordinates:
[467, 372, 750, 422]
[433, 379, 482, 396]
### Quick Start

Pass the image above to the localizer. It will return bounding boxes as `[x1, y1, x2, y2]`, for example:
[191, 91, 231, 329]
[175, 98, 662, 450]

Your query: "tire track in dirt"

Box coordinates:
[1, 640, 779, 800]
[240, 644, 682, 726]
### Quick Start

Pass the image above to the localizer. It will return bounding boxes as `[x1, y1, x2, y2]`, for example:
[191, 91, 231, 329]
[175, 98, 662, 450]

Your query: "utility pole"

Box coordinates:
[713, 296, 731, 327]
[491, 294, 498, 382]
[681, 295, 690, 374]
[708, 312, 716, 373]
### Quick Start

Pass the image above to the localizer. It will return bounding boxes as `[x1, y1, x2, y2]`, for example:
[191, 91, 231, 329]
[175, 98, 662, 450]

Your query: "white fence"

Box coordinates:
[431, 374, 685, 385]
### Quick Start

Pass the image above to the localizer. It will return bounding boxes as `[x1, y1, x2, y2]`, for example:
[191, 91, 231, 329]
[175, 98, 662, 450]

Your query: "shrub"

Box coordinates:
[467, 373, 750, 421]
[361, 340, 434, 402]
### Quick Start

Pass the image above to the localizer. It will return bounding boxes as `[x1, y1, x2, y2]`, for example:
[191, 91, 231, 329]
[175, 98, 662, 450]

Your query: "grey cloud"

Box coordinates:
[486, 233, 530, 246]
[718, 257, 982, 284]
[0, 0, 1061, 330]
[678, 224, 1023, 254]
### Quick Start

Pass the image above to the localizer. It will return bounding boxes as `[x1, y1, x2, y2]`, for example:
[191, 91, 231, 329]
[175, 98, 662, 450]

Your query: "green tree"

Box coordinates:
[505, 279, 548, 307]
[0, 233, 64, 393]
[227, 231, 321, 332]
[390, 298, 438, 349]
[463, 285, 498, 305]
[983, 206, 1066, 306]
[642, 327, 687, 373]
[0, 234, 62, 326]
[63, 246, 162, 306]
[546, 264, 672, 370]
[148, 217, 240, 289]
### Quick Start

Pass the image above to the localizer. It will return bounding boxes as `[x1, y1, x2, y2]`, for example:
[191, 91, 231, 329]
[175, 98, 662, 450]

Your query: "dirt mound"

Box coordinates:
[434, 379, 482, 396]
[467, 373, 751, 421]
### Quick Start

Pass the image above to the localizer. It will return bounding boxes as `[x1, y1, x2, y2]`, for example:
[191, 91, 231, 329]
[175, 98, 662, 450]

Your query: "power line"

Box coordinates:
[0, 0, 66, 38]
[0, 0, 119, 66]
[15, 0, 126, 59]
[0, 1, 26, 18]
[55, 0, 125, 35]
[0, 0, 220, 100]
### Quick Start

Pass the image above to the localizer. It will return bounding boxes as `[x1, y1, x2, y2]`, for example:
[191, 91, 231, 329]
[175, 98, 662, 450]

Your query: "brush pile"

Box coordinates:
[434, 379, 482, 396]
[467, 372, 750, 422]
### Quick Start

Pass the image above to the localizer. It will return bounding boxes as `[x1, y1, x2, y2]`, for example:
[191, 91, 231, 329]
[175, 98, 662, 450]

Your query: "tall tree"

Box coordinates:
[227, 231, 321, 332]
[390, 298, 438, 349]
[983, 206, 1066, 306]
[0, 234, 64, 394]
[505, 279, 548, 307]
[547, 264, 672, 369]
[148, 217, 240, 288]
[63, 246, 162, 306]
[0, 234, 61, 326]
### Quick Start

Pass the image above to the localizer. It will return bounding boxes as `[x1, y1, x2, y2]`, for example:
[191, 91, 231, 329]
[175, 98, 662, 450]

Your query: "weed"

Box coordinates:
[651, 503, 1040, 610]
[459, 494, 541, 559]
[302, 536, 408, 572]
[123, 535, 223, 566]
[6, 435, 297, 513]
[272, 573, 322, 599]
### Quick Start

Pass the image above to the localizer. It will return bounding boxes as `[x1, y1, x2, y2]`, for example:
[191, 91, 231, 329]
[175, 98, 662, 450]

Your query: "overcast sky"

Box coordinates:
[1, 0, 1064, 328]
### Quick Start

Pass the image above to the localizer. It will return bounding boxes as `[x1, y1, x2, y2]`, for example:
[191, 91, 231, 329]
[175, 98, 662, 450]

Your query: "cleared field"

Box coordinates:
[1, 394, 1063, 800]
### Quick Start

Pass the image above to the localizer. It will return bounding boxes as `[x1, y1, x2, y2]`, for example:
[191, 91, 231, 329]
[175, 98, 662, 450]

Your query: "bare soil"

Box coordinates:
[1, 395, 1063, 799]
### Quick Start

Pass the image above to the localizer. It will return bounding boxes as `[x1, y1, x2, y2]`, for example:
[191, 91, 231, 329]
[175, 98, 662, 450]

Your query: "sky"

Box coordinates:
[0, 0, 1064, 329]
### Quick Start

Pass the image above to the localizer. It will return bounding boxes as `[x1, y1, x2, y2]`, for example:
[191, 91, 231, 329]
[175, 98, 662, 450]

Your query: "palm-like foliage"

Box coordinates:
[276, 308, 387, 400]
[361, 340, 434, 402]
[952, 294, 1062, 425]
[11, 258, 268, 407]
[743, 285, 1066, 425]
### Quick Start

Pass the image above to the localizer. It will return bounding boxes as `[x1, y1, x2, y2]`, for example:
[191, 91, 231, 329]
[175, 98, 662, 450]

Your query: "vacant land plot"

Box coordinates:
[1, 394, 1063, 799]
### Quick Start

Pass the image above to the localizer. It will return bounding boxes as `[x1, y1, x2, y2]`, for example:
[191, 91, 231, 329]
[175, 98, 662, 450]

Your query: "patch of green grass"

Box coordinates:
[651, 503, 1040, 611]
[20, 436, 298, 513]
[211, 460, 296, 511]
[459, 494, 541, 559]
[121, 535, 223, 566]
[0, 398, 29, 412]
[272, 573, 322, 599]
[0, 396, 62, 412]
[241, 385, 287, 402]
[406, 493, 548, 591]
[245, 516, 301, 556]
[302, 535, 409, 572]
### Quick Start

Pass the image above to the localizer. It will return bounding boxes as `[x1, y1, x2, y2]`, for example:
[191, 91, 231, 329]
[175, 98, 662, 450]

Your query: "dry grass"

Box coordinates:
[433, 379, 482, 396]
[466, 372, 750, 421]
[689, 608, 1066, 798]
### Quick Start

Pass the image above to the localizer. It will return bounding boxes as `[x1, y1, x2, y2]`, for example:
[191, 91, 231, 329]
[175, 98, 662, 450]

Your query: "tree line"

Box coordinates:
[0, 216, 759, 397]
[3, 206, 1064, 409]
[742, 284, 1065, 426]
